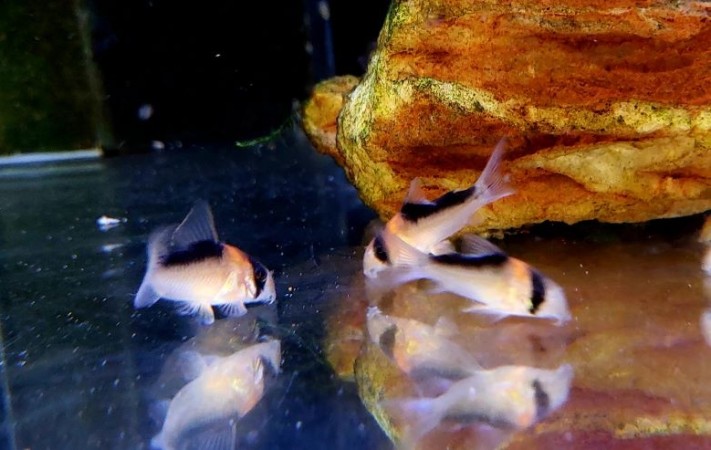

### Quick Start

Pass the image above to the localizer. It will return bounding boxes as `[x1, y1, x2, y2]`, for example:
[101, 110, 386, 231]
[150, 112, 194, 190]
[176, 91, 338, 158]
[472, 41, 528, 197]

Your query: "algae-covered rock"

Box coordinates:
[302, 76, 359, 165]
[304, 0, 711, 233]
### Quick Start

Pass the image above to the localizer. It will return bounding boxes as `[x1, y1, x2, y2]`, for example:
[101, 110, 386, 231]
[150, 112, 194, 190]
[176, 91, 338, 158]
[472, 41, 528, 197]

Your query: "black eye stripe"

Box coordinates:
[529, 269, 546, 314]
[373, 235, 390, 264]
[248, 257, 268, 298]
[379, 325, 397, 359]
[532, 379, 550, 419]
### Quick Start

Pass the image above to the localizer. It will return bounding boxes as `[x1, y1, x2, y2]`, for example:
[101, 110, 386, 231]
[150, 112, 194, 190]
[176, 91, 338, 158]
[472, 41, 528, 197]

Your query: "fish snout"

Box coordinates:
[540, 279, 572, 325]
[363, 242, 389, 279]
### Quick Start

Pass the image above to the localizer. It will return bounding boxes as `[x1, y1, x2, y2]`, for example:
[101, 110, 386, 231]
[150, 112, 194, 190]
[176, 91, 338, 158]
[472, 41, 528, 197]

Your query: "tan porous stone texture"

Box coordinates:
[303, 0, 711, 232]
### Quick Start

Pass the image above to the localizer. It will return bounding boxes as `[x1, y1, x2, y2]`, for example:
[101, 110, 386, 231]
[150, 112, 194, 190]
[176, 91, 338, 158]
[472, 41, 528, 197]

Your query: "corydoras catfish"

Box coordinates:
[366, 306, 480, 381]
[151, 339, 281, 450]
[384, 364, 574, 447]
[363, 139, 514, 278]
[135, 201, 276, 324]
[376, 230, 571, 324]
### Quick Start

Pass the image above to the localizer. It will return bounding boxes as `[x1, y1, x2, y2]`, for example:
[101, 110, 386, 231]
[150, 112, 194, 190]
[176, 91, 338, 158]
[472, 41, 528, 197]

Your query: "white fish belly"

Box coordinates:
[159, 359, 265, 448]
[429, 265, 523, 311]
[151, 260, 231, 304]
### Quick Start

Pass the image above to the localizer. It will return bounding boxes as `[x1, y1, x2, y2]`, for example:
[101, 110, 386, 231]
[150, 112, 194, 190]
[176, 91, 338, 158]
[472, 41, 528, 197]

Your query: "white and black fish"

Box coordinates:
[363, 139, 514, 279]
[384, 364, 574, 446]
[375, 230, 571, 324]
[151, 339, 281, 450]
[135, 201, 276, 325]
[366, 307, 480, 381]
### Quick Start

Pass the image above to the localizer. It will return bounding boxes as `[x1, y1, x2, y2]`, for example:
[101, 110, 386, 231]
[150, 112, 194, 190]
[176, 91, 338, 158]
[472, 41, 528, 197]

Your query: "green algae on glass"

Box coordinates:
[0, 0, 106, 154]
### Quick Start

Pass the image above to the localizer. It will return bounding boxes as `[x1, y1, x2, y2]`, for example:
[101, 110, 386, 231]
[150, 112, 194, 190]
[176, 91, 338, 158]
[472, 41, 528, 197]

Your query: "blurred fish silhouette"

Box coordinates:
[384, 364, 574, 447]
[151, 339, 281, 450]
[366, 306, 480, 381]
[135, 201, 276, 324]
[375, 230, 571, 324]
[363, 139, 513, 279]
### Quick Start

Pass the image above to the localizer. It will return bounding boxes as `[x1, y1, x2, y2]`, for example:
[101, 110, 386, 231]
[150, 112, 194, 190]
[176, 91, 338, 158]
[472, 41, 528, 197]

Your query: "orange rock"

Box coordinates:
[303, 1, 711, 233]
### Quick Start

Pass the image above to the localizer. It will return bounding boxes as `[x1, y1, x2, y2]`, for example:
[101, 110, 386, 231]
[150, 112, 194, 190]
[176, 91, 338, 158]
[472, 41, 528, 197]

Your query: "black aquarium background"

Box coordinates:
[87, 0, 391, 150]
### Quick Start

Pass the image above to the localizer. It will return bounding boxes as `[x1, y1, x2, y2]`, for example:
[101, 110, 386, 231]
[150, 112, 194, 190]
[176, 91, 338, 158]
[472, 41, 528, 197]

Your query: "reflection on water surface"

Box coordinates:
[326, 220, 711, 449]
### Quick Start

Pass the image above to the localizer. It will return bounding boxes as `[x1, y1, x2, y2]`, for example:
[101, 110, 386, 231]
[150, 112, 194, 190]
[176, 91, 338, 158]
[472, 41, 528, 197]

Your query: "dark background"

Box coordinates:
[88, 0, 390, 150]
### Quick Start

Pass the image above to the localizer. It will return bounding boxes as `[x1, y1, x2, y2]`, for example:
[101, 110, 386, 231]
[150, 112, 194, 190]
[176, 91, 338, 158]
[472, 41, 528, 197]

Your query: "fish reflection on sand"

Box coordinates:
[151, 339, 281, 450]
[135, 200, 276, 324]
[384, 364, 574, 447]
[366, 307, 481, 381]
[363, 139, 513, 279]
[375, 230, 571, 324]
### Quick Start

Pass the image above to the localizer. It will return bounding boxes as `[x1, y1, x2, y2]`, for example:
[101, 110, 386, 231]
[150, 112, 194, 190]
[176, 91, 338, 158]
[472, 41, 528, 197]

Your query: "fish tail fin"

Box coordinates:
[151, 432, 171, 450]
[382, 397, 443, 448]
[473, 138, 515, 206]
[148, 400, 170, 425]
[134, 226, 175, 309]
[134, 275, 160, 309]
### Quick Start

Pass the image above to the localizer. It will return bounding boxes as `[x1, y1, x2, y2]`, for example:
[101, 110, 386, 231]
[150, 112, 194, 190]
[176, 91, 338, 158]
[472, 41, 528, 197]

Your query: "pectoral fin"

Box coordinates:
[177, 302, 215, 325]
[217, 302, 248, 318]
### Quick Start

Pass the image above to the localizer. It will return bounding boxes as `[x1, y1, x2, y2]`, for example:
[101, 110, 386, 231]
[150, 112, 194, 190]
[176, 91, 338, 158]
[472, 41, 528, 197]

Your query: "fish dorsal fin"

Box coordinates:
[459, 234, 505, 256]
[147, 225, 177, 262]
[404, 178, 429, 204]
[172, 200, 219, 248]
[434, 316, 459, 338]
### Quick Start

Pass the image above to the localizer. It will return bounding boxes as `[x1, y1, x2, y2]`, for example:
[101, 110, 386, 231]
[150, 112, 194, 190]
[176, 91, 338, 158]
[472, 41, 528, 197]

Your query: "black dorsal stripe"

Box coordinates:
[431, 252, 508, 268]
[161, 240, 223, 267]
[532, 379, 550, 420]
[373, 234, 390, 264]
[400, 186, 475, 223]
[249, 257, 268, 299]
[529, 268, 546, 314]
[379, 325, 398, 360]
